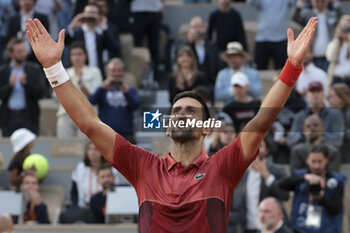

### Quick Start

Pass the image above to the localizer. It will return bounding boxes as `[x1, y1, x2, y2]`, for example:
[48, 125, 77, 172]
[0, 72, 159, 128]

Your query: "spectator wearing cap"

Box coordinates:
[290, 114, 341, 174]
[7, 128, 36, 189]
[223, 72, 261, 133]
[208, 112, 237, 156]
[295, 49, 329, 97]
[208, 0, 247, 53]
[288, 81, 344, 148]
[214, 42, 262, 106]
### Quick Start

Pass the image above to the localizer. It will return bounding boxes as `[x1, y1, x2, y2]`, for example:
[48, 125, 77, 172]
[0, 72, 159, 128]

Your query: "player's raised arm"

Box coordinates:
[240, 17, 318, 162]
[26, 18, 116, 164]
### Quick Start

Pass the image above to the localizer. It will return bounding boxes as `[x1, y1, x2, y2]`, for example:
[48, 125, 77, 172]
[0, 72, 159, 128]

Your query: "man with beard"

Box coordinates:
[90, 164, 115, 223]
[279, 144, 345, 233]
[0, 38, 45, 136]
[26, 17, 317, 232]
[258, 197, 292, 233]
[290, 114, 341, 173]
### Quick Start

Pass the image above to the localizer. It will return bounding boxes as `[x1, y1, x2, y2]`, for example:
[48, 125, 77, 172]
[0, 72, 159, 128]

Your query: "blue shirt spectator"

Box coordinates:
[214, 42, 262, 105]
[8, 62, 26, 110]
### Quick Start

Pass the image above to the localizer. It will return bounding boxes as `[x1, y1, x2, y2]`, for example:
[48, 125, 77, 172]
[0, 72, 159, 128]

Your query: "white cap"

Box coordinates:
[230, 72, 249, 87]
[10, 128, 36, 154]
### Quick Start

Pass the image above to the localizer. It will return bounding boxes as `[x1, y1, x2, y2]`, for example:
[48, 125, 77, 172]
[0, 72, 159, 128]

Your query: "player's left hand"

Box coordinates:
[287, 17, 318, 67]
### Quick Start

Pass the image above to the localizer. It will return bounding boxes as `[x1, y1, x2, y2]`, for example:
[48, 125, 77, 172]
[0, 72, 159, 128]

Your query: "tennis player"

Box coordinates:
[26, 17, 317, 232]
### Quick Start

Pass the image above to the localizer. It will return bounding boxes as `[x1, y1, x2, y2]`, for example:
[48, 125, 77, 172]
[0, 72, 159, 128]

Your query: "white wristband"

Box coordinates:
[43, 61, 70, 88]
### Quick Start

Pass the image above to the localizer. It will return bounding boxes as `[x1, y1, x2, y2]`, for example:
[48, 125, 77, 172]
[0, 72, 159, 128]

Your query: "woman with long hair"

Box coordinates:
[70, 141, 119, 207]
[329, 82, 350, 162]
[168, 45, 210, 102]
[56, 41, 102, 137]
[326, 15, 350, 87]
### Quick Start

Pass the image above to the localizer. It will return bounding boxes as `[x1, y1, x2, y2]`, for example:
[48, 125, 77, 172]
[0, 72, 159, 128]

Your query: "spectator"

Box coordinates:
[56, 42, 102, 138]
[208, 112, 236, 156]
[0, 213, 14, 233]
[207, 0, 247, 53]
[20, 170, 50, 224]
[71, 141, 108, 208]
[34, 0, 62, 40]
[92, 0, 122, 66]
[6, 0, 49, 63]
[279, 144, 345, 233]
[107, 0, 132, 34]
[295, 49, 329, 97]
[288, 81, 344, 148]
[326, 14, 350, 87]
[290, 114, 341, 174]
[0, 0, 15, 65]
[186, 16, 220, 86]
[89, 58, 140, 143]
[258, 197, 293, 233]
[90, 164, 115, 223]
[228, 137, 289, 233]
[223, 72, 261, 133]
[293, 0, 342, 72]
[328, 83, 350, 162]
[8, 128, 36, 189]
[66, 2, 121, 76]
[168, 45, 209, 103]
[247, 0, 293, 70]
[0, 38, 45, 136]
[214, 42, 262, 106]
[130, 0, 164, 81]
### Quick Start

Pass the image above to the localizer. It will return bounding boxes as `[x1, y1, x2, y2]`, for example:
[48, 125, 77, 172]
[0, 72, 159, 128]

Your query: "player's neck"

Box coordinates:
[170, 140, 203, 169]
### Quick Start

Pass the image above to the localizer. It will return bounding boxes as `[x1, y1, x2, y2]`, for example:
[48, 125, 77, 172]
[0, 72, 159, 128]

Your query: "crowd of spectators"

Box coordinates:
[0, 0, 349, 232]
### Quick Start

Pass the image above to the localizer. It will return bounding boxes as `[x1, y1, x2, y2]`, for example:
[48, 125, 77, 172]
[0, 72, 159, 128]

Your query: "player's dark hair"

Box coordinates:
[308, 144, 329, 158]
[172, 90, 211, 121]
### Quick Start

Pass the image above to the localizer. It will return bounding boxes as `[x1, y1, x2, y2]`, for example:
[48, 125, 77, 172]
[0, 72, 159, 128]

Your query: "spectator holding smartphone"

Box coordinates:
[89, 58, 140, 143]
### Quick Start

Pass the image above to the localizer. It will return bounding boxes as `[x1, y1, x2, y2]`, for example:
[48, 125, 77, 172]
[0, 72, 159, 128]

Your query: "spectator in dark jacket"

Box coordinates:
[208, 0, 247, 53]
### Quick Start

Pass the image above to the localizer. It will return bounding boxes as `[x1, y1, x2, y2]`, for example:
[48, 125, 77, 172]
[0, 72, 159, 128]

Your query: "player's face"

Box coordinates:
[168, 97, 205, 142]
[98, 169, 114, 190]
[20, 175, 39, 192]
[307, 152, 328, 176]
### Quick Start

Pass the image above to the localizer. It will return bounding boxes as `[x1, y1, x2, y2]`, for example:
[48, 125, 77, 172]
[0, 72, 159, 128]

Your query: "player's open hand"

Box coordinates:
[287, 17, 318, 67]
[26, 18, 65, 68]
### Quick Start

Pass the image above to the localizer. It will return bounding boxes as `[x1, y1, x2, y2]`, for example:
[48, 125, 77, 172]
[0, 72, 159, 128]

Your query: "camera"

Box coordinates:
[342, 27, 350, 33]
[307, 183, 322, 196]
